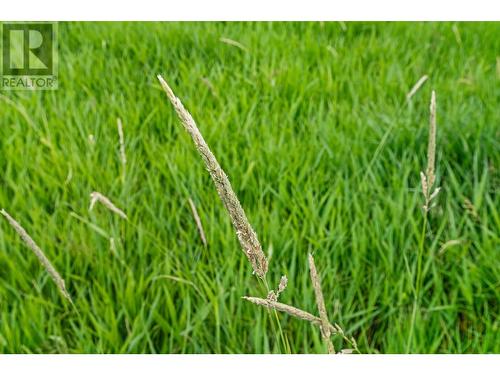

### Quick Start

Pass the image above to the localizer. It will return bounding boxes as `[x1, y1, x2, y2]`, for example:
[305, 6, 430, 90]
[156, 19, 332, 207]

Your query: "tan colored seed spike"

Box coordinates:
[308, 253, 335, 354]
[426, 90, 437, 190]
[421, 90, 440, 213]
[117, 118, 127, 168]
[243, 296, 336, 331]
[406, 75, 428, 101]
[89, 192, 128, 220]
[157, 74, 267, 278]
[267, 275, 288, 302]
[1, 209, 72, 303]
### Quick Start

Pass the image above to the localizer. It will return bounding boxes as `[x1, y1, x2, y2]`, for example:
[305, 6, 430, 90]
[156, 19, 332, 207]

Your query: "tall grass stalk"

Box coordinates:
[407, 90, 440, 353]
[158, 74, 359, 354]
[157, 74, 268, 279]
[157, 74, 290, 351]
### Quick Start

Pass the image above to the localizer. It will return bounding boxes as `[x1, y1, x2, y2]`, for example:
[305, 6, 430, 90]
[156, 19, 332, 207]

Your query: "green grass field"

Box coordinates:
[0, 22, 498, 353]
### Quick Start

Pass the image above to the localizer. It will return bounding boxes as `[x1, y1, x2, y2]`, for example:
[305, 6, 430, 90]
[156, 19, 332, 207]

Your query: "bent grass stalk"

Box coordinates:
[1, 209, 72, 303]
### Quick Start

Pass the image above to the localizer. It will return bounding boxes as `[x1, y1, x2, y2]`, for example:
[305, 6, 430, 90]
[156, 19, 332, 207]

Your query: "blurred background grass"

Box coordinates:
[0, 22, 498, 353]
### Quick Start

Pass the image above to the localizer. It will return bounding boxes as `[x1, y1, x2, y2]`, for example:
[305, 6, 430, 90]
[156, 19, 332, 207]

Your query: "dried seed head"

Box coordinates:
[267, 275, 288, 302]
[1, 209, 72, 303]
[406, 75, 429, 101]
[421, 91, 440, 213]
[420, 171, 428, 199]
[266, 290, 277, 302]
[243, 296, 325, 327]
[429, 187, 441, 201]
[157, 74, 267, 278]
[243, 296, 345, 340]
[463, 198, 479, 221]
[308, 253, 335, 354]
[188, 198, 207, 247]
[426, 90, 437, 190]
[117, 118, 127, 167]
[89, 192, 128, 220]
[277, 275, 288, 295]
[219, 37, 248, 52]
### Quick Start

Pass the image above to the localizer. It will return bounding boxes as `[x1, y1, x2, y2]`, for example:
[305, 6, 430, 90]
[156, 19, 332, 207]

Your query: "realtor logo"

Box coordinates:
[1, 22, 58, 90]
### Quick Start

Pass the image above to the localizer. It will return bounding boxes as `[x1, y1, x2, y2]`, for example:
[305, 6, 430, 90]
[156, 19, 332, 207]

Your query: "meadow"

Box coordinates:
[0, 22, 498, 353]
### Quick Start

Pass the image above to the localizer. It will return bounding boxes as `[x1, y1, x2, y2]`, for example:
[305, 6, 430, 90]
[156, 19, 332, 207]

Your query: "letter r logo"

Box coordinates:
[2, 23, 54, 75]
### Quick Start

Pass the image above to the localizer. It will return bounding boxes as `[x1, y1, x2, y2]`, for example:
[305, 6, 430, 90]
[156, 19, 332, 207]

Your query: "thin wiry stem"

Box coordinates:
[157, 74, 267, 278]
[188, 197, 207, 247]
[308, 253, 335, 354]
[1, 209, 72, 303]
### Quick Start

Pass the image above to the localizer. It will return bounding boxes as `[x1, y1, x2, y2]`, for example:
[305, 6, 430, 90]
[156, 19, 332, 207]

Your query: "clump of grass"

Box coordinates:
[157, 74, 268, 278]
[0, 209, 72, 303]
[89, 191, 128, 220]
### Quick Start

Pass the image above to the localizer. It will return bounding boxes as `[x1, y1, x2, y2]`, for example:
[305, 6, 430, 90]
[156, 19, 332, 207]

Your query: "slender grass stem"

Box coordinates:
[261, 278, 290, 353]
[407, 213, 427, 353]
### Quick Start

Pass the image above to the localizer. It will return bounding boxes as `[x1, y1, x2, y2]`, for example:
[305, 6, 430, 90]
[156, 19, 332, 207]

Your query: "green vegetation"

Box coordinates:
[0, 22, 498, 353]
